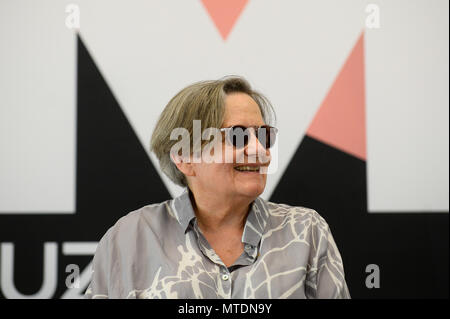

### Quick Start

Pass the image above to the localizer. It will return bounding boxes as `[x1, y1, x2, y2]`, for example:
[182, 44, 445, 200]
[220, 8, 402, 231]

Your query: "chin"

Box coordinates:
[239, 182, 265, 198]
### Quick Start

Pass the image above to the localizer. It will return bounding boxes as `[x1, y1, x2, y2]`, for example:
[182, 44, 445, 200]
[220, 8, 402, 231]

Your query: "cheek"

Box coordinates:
[204, 141, 235, 164]
[206, 163, 234, 179]
[195, 163, 217, 179]
[222, 144, 236, 164]
[222, 163, 236, 176]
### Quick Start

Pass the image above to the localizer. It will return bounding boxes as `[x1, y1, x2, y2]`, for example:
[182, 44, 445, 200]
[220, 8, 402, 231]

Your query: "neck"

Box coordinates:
[188, 187, 254, 233]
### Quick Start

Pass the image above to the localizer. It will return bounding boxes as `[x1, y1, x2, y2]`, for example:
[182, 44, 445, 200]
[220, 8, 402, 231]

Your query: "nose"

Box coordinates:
[244, 128, 271, 164]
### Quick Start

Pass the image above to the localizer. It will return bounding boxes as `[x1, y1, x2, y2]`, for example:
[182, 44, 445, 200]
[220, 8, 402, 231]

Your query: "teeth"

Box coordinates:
[234, 166, 260, 172]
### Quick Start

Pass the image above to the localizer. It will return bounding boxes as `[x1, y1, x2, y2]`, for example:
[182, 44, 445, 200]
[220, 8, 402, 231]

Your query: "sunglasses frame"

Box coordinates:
[219, 125, 278, 149]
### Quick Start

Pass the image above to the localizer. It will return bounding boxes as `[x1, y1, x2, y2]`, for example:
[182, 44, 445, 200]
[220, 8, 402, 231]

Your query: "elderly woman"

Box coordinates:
[85, 76, 350, 299]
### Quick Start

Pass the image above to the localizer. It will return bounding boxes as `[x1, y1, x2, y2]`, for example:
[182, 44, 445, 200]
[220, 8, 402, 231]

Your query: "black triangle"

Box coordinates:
[0, 35, 172, 298]
[75, 35, 171, 219]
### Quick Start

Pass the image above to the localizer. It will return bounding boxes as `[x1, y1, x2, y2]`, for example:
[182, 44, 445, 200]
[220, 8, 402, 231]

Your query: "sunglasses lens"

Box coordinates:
[230, 126, 249, 148]
[227, 126, 277, 149]
[257, 126, 276, 149]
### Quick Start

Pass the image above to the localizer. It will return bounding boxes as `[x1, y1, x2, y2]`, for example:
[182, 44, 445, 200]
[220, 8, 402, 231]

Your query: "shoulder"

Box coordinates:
[258, 199, 334, 246]
[261, 200, 342, 265]
[264, 200, 330, 230]
[97, 199, 175, 247]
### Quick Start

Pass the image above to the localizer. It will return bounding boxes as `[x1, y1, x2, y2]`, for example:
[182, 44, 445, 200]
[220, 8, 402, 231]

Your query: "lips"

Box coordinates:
[234, 165, 260, 172]
[233, 164, 268, 173]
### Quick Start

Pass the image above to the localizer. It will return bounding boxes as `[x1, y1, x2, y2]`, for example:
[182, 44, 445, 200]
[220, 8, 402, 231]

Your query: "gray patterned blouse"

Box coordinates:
[85, 188, 350, 299]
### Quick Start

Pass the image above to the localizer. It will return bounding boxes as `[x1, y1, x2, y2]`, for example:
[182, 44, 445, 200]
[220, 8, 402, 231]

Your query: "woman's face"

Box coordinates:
[190, 92, 271, 201]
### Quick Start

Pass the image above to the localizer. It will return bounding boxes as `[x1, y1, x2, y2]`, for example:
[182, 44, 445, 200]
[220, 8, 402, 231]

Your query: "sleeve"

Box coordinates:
[306, 212, 351, 299]
[84, 229, 113, 299]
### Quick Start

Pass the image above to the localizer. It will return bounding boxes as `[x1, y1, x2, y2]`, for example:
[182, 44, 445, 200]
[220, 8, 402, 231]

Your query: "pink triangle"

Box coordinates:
[307, 32, 367, 160]
[201, 0, 249, 40]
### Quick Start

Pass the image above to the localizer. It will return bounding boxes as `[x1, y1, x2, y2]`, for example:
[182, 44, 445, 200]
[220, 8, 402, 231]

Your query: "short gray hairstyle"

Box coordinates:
[150, 76, 276, 187]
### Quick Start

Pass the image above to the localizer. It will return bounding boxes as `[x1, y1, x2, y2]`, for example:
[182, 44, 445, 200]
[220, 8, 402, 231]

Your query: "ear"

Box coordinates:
[170, 153, 195, 177]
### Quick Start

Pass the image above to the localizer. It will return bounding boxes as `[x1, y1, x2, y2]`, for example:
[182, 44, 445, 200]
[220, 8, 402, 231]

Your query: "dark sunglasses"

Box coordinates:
[219, 125, 278, 149]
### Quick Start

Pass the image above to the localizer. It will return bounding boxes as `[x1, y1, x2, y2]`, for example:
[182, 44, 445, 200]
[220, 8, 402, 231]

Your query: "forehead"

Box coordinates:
[222, 93, 265, 127]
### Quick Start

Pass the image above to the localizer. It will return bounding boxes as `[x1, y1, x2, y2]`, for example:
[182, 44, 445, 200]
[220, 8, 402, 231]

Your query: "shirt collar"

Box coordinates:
[171, 188, 270, 247]
[172, 188, 197, 232]
[241, 196, 270, 247]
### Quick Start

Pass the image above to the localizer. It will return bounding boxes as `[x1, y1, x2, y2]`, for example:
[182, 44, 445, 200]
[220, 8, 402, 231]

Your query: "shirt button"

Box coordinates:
[221, 274, 229, 281]
[244, 244, 252, 252]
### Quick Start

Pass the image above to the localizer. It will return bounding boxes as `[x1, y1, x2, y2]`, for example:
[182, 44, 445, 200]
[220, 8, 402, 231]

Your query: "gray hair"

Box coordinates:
[150, 76, 276, 187]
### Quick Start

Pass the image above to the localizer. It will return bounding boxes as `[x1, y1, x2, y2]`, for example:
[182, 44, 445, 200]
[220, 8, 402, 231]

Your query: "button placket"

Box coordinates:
[219, 267, 232, 298]
[221, 267, 229, 280]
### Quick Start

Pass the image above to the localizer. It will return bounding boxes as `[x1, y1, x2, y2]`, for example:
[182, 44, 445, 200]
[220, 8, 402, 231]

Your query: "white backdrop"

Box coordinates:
[0, 0, 448, 213]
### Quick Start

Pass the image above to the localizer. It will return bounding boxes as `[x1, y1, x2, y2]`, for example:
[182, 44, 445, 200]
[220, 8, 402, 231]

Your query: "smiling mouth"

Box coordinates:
[234, 166, 261, 172]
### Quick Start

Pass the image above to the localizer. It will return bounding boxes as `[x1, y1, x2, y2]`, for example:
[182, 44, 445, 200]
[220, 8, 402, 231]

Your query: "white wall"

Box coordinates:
[0, 0, 448, 213]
